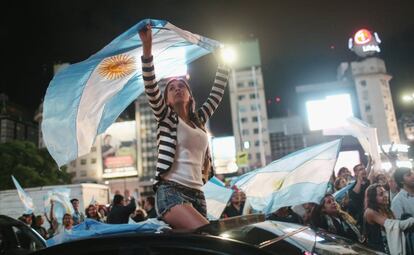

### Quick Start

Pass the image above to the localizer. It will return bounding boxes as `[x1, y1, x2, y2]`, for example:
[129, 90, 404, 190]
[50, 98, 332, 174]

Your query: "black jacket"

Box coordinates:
[107, 197, 136, 224]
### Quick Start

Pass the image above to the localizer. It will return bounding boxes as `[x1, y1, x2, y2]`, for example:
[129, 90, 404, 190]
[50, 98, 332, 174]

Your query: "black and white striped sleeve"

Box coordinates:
[198, 65, 230, 122]
[141, 56, 167, 121]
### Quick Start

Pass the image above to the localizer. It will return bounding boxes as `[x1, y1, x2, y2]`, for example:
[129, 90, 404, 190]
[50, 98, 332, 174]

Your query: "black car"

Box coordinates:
[31, 215, 384, 255]
[0, 215, 46, 255]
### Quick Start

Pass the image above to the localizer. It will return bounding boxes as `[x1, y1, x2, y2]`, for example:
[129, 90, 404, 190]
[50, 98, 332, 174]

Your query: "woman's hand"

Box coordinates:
[139, 24, 152, 58]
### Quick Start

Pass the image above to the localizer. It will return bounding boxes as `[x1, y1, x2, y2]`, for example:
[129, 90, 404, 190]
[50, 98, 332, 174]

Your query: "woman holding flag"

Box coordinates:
[139, 24, 229, 230]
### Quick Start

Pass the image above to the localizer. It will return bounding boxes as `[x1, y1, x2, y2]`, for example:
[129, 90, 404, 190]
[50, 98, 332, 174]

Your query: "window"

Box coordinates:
[250, 93, 257, 99]
[253, 128, 259, 134]
[365, 104, 371, 112]
[242, 129, 249, 135]
[252, 116, 258, 122]
[238, 95, 245, 100]
[360, 80, 367, 87]
[239, 105, 247, 112]
[80, 159, 87, 165]
[256, 152, 261, 160]
[237, 82, 245, 88]
[255, 140, 260, 146]
[91, 146, 97, 152]
[248, 81, 255, 87]
[251, 105, 260, 111]
[241, 117, 248, 123]
[91, 158, 97, 164]
[362, 90, 369, 100]
[80, 170, 87, 177]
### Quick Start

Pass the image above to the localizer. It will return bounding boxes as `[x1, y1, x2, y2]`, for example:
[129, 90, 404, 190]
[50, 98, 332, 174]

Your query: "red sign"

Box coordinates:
[354, 29, 372, 45]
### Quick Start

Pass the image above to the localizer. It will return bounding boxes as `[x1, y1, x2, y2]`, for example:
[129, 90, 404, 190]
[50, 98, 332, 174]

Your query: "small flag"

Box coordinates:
[11, 176, 35, 214]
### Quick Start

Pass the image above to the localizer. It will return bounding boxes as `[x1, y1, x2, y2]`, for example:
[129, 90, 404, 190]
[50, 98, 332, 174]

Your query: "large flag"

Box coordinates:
[43, 19, 221, 167]
[43, 188, 74, 223]
[202, 177, 233, 220]
[323, 117, 381, 171]
[232, 139, 342, 214]
[11, 176, 35, 214]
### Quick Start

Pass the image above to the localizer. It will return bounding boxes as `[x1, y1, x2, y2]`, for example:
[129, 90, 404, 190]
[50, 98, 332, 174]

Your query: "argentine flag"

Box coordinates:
[202, 177, 233, 220]
[11, 176, 35, 214]
[232, 139, 342, 214]
[43, 19, 221, 166]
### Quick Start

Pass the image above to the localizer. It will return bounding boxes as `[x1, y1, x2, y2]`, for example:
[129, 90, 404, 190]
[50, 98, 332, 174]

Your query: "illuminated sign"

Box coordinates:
[348, 28, 381, 58]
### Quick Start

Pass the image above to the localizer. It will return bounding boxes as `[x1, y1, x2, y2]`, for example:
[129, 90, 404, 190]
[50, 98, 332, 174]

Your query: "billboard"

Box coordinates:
[306, 94, 354, 131]
[348, 28, 381, 58]
[101, 121, 137, 178]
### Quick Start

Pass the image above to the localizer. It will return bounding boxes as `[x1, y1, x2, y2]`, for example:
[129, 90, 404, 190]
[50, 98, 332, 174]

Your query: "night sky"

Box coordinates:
[2, 0, 414, 136]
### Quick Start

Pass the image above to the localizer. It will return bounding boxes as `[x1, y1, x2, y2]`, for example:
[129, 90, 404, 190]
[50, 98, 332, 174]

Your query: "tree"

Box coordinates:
[0, 140, 72, 190]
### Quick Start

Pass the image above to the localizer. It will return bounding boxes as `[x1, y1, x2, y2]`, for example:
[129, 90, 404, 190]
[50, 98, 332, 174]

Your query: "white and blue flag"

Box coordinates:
[232, 139, 342, 214]
[202, 177, 233, 220]
[43, 19, 221, 166]
[11, 176, 35, 214]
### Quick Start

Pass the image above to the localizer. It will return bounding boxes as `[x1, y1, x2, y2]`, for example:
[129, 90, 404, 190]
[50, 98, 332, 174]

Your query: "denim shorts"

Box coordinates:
[155, 180, 207, 218]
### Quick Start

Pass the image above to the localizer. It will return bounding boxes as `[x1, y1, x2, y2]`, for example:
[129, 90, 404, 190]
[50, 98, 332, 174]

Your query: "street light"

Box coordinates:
[220, 46, 237, 64]
[402, 92, 414, 103]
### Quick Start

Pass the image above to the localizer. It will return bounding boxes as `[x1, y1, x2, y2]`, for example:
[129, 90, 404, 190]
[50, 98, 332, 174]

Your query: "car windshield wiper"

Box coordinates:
[257, 225, 310, 248]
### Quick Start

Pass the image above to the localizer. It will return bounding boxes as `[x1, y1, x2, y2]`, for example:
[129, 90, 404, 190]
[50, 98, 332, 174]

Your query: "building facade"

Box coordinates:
[228, 40, 271, 170]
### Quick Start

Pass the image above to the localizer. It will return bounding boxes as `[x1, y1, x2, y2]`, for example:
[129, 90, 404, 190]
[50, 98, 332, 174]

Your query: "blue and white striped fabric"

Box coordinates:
[232, 140, 342, 214]
[202, 177, 233, 220]
[11, 176, 35, 214]
[43, 19, 221, 166]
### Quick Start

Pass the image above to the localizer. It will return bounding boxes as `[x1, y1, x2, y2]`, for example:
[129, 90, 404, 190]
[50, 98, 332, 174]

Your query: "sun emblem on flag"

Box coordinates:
[98, 54, 136, 80]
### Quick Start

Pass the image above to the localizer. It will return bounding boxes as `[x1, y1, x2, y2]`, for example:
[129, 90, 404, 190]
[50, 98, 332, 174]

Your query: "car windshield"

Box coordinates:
[219, 221, 385, 255]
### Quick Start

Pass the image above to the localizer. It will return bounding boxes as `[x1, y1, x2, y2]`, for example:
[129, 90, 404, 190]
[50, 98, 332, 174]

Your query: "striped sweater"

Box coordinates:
[141, 56, 229, 188]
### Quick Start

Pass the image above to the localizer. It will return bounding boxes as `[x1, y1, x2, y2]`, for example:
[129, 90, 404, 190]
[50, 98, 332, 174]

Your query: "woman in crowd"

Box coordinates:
[139, 24, 229, 230]
[85, 204, 103, 222]
[311, 194, 364, 243]
[364, 183, 414, 254]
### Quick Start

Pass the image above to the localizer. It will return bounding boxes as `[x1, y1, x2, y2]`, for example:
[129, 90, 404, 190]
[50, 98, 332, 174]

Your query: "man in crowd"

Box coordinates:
[391, 167, 414, 219]
[70, 198, 85, 225]
[347, 163, 370, 227]
[107, 192, 136, 224]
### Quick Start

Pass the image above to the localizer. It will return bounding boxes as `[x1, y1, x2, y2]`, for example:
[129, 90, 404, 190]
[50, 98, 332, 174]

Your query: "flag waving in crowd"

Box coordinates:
[232, 139, 342, 214]
[11, 175, 35, 214]
[42, 19, 221, 167]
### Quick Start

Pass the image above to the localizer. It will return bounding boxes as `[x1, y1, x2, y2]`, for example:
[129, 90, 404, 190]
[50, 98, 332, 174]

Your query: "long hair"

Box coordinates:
[164, 78, 205, 131]
[365, 184, 394, 219]
[311, 194, 357, 228]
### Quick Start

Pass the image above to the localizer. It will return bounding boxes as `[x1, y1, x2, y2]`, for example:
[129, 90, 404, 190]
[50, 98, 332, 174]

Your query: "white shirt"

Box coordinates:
[391, 188, 414, 219]
[163, 117, 208, 190]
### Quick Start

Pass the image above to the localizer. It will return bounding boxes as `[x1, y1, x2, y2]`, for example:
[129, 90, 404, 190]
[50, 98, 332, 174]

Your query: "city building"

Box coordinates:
[228, 40, 272, 171]
[296, 29, 400, 146]
[0, 94, 38, 145]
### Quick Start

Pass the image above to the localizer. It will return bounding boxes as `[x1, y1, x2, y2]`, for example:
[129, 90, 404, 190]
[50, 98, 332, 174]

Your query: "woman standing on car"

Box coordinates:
[139, 24, 229, 230]
[311, 194, 364, 243]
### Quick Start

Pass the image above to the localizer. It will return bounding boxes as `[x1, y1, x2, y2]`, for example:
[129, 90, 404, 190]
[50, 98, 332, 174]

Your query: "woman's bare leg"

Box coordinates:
[163, 203, 209, 230]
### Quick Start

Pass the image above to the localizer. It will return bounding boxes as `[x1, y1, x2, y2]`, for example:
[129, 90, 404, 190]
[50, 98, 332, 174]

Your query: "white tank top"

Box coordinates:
[163, 116, 208, 190]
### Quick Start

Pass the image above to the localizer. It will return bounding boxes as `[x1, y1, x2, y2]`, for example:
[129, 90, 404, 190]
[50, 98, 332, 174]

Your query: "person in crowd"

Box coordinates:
[70, 198, 85, 225]
[222, 190, 243, 218]
[19, 213, 33, 227]
[337, 167, 353, 183]
[85, 204, 103, 222]
[311, 194, 364, 243]
[347, 163, 371, 227]
[132, 208, 148, 223]
[388, 175, 400, 201]
[32, 215, 48, 239]
[391, 167, 414, 219]
[55, 213, 74, 235]
[144, 196, 157, 218]
[267, 206, 303, 224]
[107, 193, 136, 224]
[363, 183, 414, 254]
[334, 177, 348, 192]
[98, 205, 108, 223]
[139, 24, 229, 230]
